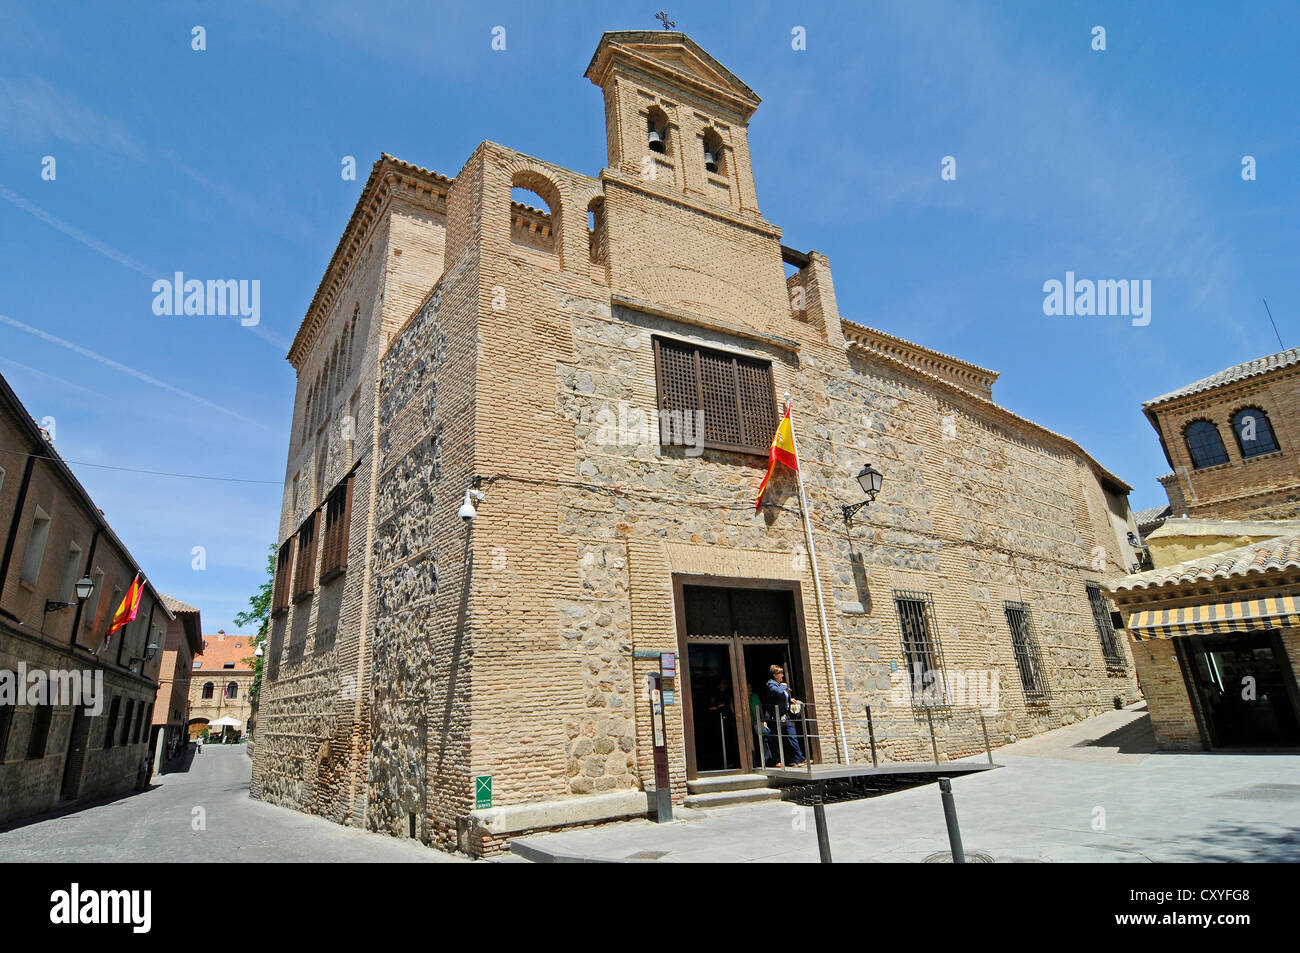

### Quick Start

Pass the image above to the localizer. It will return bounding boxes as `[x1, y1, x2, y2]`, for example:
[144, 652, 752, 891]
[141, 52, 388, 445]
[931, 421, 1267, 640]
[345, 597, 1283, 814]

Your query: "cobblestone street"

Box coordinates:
[0, 745, 465, 863]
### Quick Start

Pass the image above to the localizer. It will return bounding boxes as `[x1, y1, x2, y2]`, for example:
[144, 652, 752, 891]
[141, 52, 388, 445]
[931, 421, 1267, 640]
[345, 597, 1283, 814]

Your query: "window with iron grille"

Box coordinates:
[319, 474, 354, 583]
[894, 591, 949, 707]
[1184, 420, 1228, 469]
[272, 538, 294, 616]
[25, 705, 52, 760]
[0, 682, 13, 760]
[103, 696, 120, 749]
[653, 337, 778, 455]
[1003, 601, 1050, 700]
[292, 513, 317, 602]
[1086, 584, 1124, 666]
[1232, 407, 1281, 458]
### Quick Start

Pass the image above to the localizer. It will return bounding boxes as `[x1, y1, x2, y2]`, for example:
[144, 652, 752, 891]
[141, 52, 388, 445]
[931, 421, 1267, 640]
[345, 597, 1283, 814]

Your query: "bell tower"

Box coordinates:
[585, 31, 764, 218]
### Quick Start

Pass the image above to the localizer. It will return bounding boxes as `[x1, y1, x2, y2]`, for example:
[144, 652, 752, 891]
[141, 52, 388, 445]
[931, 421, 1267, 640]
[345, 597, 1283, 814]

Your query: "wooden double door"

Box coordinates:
[674, 577, 818, 778]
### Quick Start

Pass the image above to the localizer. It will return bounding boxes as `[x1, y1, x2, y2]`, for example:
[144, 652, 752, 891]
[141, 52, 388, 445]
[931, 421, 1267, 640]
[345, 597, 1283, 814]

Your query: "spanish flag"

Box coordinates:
[755, 404, 799, 509]
[101, 574, 143, 653]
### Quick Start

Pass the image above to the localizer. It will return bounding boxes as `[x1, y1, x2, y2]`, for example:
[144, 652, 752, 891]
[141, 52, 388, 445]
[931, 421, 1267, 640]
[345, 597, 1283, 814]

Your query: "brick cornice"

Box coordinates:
[287, 155, 452, 368]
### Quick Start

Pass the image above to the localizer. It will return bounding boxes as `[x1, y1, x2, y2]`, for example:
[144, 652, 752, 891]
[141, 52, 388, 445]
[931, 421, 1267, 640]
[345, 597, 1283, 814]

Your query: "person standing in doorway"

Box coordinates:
[764, 664, 807, 767]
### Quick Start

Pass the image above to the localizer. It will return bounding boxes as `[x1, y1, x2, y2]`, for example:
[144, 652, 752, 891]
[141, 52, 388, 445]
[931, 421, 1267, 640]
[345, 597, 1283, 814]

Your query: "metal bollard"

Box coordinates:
[938, 777, 965, 863]
[813, 782, 832, 864]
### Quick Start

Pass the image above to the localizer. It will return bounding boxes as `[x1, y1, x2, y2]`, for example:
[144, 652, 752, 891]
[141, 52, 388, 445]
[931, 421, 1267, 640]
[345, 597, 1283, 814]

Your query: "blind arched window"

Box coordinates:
[1232, 407, 1280, 458]
[1184, 420, 1229, 469]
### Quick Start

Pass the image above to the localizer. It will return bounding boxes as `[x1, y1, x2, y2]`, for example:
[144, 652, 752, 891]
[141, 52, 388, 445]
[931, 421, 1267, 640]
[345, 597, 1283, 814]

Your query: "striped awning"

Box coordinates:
[1128, 595, 1300, 641]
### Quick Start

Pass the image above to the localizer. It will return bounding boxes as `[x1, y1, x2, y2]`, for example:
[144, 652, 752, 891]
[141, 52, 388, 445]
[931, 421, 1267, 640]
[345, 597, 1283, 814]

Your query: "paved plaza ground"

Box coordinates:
[511, 705, 1300, 862]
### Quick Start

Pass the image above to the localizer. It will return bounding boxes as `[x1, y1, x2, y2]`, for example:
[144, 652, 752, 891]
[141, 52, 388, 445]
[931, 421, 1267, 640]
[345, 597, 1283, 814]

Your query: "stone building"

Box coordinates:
[152, 595, 203, 765]
[187, 630, 254, 740]
[0, 371, 170, 825]
[252, 31, 1141, 854]
[1144, 346, 1300, 520]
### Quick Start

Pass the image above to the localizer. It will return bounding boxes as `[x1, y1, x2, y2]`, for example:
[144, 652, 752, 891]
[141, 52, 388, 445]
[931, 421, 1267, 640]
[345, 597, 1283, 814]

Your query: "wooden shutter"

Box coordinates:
[653, 337, 776, 455]
[293, 513, 317, 600]
[272, 539, 294, 615]
[320, 474, 353, 582]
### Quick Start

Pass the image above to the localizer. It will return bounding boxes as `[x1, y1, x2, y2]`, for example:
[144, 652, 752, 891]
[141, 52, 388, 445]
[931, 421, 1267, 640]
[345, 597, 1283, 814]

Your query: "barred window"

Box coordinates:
[272, 538, 294, 616]
[292, 513, 318, 602]
[103, 696, 120, 749]
[0, 681, 13, 760]
[319, 474, 354, 583]
[1231, 407, 1280, 458]
[1184, 420, 1228, 469]
[653, 337, 778, 455]
[120, 699, 134, 747]
[1003, 601, 1050, 700]
[25, 705, 52, 760]
[1086, 584, 1124, 666]
[894, 591, 948, 707]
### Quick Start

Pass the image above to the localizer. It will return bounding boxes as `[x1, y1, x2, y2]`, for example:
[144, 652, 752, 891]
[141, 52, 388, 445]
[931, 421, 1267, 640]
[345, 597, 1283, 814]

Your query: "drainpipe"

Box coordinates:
[69, 526, 102, 642]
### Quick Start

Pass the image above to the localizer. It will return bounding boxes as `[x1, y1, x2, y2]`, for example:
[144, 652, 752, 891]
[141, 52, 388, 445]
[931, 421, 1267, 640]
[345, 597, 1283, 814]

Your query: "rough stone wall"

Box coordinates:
[252, 178, 448, 827]
[1152, 366, 1300, 520]
[367, 150, 483, 851]
[0, 632, 157, 824]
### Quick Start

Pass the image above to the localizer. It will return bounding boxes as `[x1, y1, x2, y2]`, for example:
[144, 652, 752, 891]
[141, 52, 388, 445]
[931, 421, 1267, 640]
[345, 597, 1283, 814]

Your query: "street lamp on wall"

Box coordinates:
[45, 575, 95, 614]
[841, 463, 884, 526]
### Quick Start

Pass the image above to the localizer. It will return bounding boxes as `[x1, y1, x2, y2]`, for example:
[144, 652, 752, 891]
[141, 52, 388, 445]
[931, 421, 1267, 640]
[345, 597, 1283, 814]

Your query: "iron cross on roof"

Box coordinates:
[655, 11, 675, 30]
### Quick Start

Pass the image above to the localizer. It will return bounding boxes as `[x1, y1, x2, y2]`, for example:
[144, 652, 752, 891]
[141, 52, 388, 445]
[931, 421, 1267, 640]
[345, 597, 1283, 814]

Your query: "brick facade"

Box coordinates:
[1144, 350, 1300, 520]
[0, 373, 170, 825]
[252, 32, 1142, 855]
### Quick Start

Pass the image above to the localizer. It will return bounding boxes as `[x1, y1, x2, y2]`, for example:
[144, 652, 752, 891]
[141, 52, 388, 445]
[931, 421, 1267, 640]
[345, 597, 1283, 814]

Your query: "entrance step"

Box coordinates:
[683, 786, 784, 809]
[686, 773, 772, 795]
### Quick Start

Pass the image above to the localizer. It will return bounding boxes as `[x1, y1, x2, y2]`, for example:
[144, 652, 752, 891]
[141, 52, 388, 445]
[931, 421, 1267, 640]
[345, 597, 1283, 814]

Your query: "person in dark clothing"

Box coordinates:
[763, 664, 807, 766]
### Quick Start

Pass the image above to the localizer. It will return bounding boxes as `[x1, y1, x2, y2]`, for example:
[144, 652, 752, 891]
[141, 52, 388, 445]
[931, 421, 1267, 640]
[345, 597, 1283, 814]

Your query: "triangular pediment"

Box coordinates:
[586, 31, 761, 114]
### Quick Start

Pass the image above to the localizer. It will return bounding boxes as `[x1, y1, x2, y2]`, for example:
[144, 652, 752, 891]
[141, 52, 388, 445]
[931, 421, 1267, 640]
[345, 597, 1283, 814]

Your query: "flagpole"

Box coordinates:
[785, 393, 850, 765]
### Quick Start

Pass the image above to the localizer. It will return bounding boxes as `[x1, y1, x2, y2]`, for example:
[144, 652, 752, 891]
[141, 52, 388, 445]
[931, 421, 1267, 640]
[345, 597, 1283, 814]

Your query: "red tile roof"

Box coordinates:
[192, 631, 255, 672]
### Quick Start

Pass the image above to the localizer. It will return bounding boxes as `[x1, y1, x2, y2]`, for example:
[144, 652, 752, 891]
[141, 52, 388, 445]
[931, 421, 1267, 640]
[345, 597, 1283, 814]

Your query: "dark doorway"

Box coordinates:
[61, 706, 90, 800]
[687, 642, 741, 773]
[1178, 630, 1300, 748]
[675, 578, 816, 778]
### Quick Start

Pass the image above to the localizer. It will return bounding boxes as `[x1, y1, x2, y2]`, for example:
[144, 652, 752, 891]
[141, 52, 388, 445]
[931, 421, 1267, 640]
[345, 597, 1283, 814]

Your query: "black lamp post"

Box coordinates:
[45, 575, 95, 614]
[842, 463, 884, 526]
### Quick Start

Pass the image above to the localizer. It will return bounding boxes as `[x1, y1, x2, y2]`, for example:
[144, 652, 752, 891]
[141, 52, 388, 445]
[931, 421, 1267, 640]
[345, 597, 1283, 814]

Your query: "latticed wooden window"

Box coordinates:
[894, 591, 949, 707]
[292, 513, 317, 601]
[272, 538, 294, 615]
[1003, 601, 1050, 700]
[319, 474, 354, 583]
[1086, 583, 1124, 665]
[653, 337, 777, 454]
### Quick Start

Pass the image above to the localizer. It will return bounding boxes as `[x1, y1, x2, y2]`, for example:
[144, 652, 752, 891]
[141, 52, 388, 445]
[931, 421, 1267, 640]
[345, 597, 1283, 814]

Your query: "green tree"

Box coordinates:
[235, 543, 275, 709]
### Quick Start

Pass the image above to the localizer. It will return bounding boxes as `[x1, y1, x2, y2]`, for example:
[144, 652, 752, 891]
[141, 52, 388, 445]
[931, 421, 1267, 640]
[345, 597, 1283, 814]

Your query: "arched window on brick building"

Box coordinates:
[1231, 407, 1280, 458]
[1184, 420, 1229, 469]
[201, 682, 214, 700]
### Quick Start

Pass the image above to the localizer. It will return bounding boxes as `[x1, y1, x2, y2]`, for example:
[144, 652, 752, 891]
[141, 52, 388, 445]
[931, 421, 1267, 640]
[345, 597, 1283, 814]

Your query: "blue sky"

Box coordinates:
[1, 1, 1296, 633]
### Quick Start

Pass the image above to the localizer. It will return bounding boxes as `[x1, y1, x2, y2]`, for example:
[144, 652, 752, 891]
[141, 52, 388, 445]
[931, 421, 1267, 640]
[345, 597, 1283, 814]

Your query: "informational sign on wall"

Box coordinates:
[474, 775, 492, 810]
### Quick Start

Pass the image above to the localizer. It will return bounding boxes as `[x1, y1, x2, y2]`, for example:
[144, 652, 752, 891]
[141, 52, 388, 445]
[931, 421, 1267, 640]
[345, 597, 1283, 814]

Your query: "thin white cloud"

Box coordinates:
[0, 312, 275, 431]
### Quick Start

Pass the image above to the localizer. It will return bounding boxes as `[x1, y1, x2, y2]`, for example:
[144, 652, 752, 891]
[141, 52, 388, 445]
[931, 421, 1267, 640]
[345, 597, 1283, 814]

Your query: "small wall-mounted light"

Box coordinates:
[842, 463, 884, 526]
[46, 575, 95, 614]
